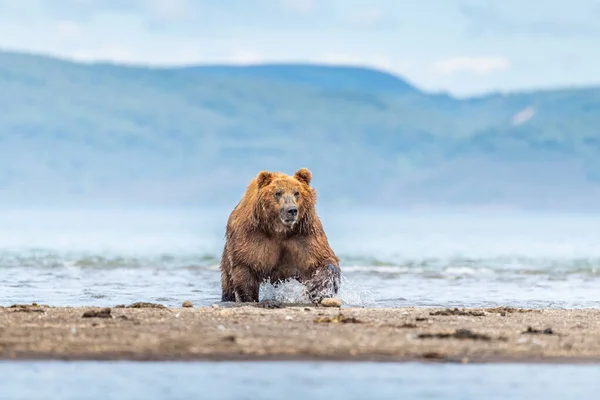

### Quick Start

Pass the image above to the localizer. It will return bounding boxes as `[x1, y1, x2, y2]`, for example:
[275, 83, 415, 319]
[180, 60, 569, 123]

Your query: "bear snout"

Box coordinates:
[281, 205, 299, 225]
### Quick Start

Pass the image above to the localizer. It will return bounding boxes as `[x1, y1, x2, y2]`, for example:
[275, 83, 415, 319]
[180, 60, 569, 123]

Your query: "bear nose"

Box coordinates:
[286, 207, 298, 217]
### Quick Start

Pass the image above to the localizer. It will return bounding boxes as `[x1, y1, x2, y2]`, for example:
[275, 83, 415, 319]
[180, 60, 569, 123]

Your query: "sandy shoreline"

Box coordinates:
[2, 302, 600, 363]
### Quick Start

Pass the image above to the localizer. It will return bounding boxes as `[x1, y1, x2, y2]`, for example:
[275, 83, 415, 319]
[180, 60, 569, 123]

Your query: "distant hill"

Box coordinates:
[177, 63, 419, 93]
[1, 50, 600, 210]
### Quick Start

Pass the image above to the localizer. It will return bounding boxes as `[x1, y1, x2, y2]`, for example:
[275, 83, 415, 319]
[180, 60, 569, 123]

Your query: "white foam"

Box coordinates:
[259, 276, 373, 306]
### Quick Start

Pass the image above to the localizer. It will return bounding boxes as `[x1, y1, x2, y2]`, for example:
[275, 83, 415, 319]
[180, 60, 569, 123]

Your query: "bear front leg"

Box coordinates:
[304, 263, 341, 304]
[231, 267, 260, 302]
[221, 269, 235, 302]
[220, 250, 236, 302]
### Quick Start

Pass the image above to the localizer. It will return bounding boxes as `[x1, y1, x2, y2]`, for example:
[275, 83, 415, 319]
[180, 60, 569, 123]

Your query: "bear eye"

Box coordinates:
[274, 191, 282, 199]
[294, 191, 300, 197]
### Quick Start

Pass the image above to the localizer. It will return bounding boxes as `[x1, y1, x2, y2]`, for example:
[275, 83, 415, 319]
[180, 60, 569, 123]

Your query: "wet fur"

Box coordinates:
[220, 168, 341, 303]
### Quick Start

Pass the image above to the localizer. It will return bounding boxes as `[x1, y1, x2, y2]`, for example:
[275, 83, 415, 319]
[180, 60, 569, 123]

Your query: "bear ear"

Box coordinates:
[256, 171, 273, 188]
[294, 168, 312, 186]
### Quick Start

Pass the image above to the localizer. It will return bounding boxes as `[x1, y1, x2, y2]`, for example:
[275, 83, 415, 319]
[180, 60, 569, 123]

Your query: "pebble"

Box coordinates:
[320, 298, 342, 308]
[182, 300, 193, 308]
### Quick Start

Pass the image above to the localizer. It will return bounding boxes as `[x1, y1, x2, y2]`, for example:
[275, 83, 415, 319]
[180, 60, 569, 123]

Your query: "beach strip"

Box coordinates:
[1, 303, 600, 363]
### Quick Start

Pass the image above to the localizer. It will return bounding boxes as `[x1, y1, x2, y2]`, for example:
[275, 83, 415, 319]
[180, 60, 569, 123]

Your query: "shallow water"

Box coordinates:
[1, 208, 600, 308]
[1, 361, 600, 400]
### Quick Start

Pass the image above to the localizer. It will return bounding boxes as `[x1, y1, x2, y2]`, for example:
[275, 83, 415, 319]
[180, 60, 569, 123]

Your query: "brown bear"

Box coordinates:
[219, 168, 341, 303]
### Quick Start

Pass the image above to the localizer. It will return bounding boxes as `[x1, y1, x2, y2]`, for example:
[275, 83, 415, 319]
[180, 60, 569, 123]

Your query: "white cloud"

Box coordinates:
[145, 0, 194, 22]
[56, 20, 82, 38]
[319, 53, 398, 72]
[432, 57, 510, 75]
[349, 8, 383, 27]
[70, 45, 140, 63]
[168, 47, 205, 64]
[281, 0, 314, 14]
[227, 50, 263, 64]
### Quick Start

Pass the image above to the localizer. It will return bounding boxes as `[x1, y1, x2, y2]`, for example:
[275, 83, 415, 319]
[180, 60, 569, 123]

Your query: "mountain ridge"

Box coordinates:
[1, 50, 600, 210]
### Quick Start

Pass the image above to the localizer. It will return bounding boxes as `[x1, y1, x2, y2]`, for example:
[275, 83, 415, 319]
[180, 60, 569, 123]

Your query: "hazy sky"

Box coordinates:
[1, 0, 599, 97]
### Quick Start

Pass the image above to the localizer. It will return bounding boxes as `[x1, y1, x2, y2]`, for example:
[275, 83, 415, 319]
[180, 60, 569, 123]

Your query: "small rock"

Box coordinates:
[211, 304, 220, 309]
[320, 298, 342, 308]
[522, 326, 554, 335]
[182, 300, 193, 308]
[400, 323, 418, 328]
[9, 303, 46, 313]
[222, 335, 236, 342]
[430, 308, 485, 317]
[422, 351, 446, 359]
[125, 302, 166, 309]
[255, 299, 284, 309]
[313, 313, 361, 324]
[82, 308, 112, 318]
[417, 329, 492, 341]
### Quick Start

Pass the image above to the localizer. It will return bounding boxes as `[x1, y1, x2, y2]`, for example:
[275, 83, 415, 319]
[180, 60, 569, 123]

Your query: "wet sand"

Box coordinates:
[2, 303, 600, 363]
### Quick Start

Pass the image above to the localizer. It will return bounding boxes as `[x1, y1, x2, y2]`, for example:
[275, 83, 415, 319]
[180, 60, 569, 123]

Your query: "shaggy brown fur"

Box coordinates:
[220, 168, 341, 303]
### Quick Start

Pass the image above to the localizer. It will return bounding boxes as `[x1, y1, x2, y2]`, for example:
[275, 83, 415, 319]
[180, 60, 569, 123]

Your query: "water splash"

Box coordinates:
[258, 276, 373, 306]
[259, 279, 309, 303]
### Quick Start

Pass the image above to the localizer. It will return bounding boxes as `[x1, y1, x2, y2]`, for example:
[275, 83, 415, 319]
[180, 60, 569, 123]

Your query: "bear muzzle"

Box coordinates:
[280, 205, 299, 226]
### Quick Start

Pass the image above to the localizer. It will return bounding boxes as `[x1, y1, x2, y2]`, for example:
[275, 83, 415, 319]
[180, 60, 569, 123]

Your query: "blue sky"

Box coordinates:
[1, 0, 599, 97]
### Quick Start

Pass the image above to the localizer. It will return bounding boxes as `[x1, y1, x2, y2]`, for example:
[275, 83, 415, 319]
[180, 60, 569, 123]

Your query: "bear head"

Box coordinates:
[255, 168, 316, 231]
